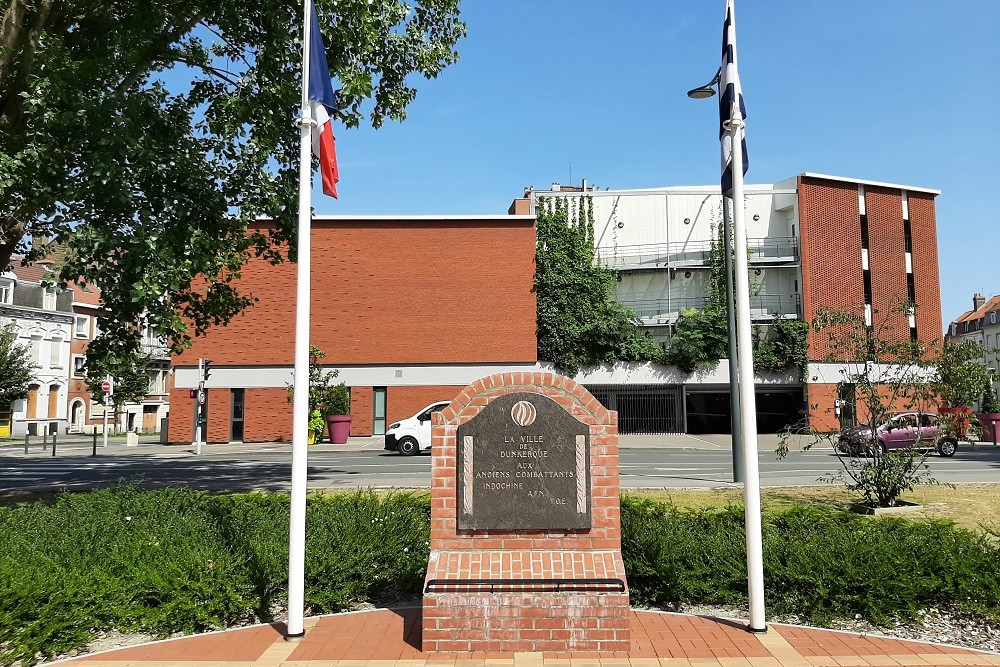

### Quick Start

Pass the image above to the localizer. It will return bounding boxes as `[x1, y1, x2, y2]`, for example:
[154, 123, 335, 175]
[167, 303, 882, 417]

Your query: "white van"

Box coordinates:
[383, 401, 451, 456]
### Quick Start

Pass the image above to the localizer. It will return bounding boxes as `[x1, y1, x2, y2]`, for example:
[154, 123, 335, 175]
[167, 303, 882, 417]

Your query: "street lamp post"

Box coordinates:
[687, 69, 745, 484]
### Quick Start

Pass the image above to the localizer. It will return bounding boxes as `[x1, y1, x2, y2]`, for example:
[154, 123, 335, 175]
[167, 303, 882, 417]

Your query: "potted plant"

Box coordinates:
[287, 347, 352, 444]
[322, 380, 352, 444]
[978, 387, 1000, 445]
[932, 340, 992, 439]
[307, 410, 325, 445]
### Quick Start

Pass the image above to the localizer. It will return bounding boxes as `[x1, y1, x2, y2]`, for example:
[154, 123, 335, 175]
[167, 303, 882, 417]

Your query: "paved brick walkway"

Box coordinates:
[49, 608, 998, 667]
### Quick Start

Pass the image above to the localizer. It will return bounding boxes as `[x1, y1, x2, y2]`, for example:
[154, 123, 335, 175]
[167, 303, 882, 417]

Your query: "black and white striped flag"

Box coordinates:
[720, 0, 748, 198]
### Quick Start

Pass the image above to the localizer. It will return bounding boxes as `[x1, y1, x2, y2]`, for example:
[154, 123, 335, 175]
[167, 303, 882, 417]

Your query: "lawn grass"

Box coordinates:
[627, 483, 1000, 534]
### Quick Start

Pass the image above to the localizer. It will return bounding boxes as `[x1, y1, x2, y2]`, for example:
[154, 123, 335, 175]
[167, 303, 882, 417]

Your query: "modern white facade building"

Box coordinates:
[0, 265, 74, 437]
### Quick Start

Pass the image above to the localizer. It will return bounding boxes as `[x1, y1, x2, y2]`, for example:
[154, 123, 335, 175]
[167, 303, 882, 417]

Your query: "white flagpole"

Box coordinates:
[725, 0, 766, 633]
[287, 0, 313, 641]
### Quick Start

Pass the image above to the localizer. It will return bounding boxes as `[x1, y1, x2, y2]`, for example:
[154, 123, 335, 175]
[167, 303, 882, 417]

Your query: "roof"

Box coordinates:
[948, 294, 1000, 329]
[7, 257, 103, 305]
[799, 172, 941, 195]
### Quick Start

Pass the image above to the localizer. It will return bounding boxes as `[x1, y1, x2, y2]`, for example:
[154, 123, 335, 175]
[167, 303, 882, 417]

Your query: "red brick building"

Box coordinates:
[798, 175, 942, 431]
[168, 215, 537, 444]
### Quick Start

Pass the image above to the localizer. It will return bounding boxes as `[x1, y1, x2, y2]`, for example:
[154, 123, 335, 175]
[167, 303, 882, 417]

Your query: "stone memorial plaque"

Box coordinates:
[456, 392, 590, 530]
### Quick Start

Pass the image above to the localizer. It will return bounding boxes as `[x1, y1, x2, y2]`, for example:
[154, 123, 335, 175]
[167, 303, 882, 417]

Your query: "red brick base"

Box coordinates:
[423, 371, 630, 653]
[423, 548, 630, 652]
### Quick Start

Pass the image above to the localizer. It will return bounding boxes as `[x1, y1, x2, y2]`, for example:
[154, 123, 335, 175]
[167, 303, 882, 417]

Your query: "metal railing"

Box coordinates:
[619, 293, 801, 323]
[597, 237, 799, 271]
[586, 384, 684, 434]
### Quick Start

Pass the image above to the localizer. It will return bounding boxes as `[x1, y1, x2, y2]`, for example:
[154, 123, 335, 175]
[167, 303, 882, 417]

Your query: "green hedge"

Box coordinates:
[0, 487, 428, 666]
[620, 496, 1000, 624]
[1, 488, 998, 666]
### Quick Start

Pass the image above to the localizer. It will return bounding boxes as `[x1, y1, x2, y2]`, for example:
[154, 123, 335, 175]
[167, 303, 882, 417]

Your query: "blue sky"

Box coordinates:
[321, 0, 998, 329]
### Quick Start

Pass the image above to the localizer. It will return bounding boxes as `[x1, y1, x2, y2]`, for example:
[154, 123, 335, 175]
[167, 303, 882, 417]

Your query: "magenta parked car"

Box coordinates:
[837, 411, 958, 457]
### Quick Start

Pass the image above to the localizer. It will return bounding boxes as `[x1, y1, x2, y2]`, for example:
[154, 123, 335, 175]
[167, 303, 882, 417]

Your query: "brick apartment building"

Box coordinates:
[167, 215, 537, 444]
[514, 173, 943, 434]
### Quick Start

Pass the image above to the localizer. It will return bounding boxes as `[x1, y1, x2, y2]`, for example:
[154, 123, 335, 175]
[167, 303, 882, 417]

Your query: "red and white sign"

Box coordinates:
[101, 380, 112, 393]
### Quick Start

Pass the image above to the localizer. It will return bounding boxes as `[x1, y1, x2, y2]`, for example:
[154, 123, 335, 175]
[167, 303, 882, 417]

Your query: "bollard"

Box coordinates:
[92, 429, 98, 456]
[43, 430, 48, 451]
[51, 432, 57, 457]
[24, 433, 29, 455]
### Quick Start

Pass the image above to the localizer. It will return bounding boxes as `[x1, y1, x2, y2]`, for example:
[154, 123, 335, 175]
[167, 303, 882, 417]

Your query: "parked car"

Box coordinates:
[837, 411, 958, 457]
[384, 401, 451, 456]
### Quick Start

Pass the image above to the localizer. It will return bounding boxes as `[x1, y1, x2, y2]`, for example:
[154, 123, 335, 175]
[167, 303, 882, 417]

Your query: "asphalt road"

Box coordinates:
[1, 438, 998, 496]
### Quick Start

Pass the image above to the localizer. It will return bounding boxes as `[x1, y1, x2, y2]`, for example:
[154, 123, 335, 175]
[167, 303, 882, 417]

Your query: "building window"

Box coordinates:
[49, 336, 63, 368]
[43, 287, 57, 310]
[373, 387, 387, 436]
[73, 355, 87, 378]
[30, 335, 42, 366]
[0, 279, 12, 305]
[47, 384, 60, 419]
[74, 316, 90, 338]
[147, 370, 166, 395]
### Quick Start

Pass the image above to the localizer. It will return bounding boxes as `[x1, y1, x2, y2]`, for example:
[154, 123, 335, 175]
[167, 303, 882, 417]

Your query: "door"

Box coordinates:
[837, 383, 856, 430]
[70, 400, 85, 432]
[142, 405, 158, 432]
[884, 414, 918, 450]
[372, 387, 387, 436]
[230, 389, 245, 442]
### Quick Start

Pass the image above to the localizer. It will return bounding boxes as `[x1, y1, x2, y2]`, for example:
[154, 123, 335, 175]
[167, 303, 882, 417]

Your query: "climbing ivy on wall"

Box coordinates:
[534, 197, 663, 376]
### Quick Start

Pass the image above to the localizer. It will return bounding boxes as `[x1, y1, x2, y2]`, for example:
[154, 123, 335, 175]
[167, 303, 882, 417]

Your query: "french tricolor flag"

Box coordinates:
[308, 4, 339, 199]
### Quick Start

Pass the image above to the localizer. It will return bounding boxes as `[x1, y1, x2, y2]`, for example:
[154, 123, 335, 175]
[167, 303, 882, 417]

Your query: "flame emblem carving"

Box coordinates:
[511, 400, 537, 427]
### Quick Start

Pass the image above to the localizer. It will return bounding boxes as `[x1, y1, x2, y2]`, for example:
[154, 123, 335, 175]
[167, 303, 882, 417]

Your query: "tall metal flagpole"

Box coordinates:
[725, 0, 766, 631]
[722, 199, 744, 483]
[287, 0, 314, 641]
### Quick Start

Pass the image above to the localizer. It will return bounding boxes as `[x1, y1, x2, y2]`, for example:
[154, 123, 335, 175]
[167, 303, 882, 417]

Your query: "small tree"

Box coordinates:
[84, 340, 154, 432]
[0, 323, 36, 411]
[777, 299, 946, 508]
[932, 340, 992, 409]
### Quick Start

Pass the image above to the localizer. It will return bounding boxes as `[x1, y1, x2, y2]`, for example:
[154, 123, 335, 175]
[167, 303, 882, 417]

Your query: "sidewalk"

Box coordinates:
[1, 433, 795, 458]
[48, 607, 999, 666]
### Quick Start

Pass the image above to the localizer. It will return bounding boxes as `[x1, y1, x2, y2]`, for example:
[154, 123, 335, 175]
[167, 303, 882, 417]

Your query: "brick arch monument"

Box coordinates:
[422, 371, 630, 653]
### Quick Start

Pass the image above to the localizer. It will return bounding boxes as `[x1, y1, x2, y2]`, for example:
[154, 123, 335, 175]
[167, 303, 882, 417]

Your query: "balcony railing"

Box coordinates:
[619, 293, 801, 324]
[597, 237, 799, 271]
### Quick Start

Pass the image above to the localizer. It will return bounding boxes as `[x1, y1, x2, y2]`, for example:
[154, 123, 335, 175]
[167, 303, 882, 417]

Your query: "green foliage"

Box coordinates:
[0, 486, 428, 666]
[933, 340, 993, 408]
[308, 410, 325, 437]
[287, 347, 350, 416]
[4, 488, 1000, 663]
[663, 307, 727, 373]
[752, 318, 809, 375]
[0, 1, 466, 365]
[621, 497, 1000, 625]
[981, 387, 1000, 414]
[534, 197, 662, 375]
[83, 338, 155, 408]
[0, 323, 35, 407]
[777, 299, 944, 507]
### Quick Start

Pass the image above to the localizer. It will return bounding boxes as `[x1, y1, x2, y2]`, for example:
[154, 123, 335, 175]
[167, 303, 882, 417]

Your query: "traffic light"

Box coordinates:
[203, 359, 213, 382]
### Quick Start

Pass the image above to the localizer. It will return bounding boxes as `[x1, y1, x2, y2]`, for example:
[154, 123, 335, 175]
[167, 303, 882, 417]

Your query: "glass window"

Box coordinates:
[30, 335, 42, 365]
[373, 387, 387, 436]
[74, 316, 90, 338]
[43, 287, 57, 310]
[49, 337, 63, 368]
[0, 279, 12, 305]
[72, 356, 86, 378]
